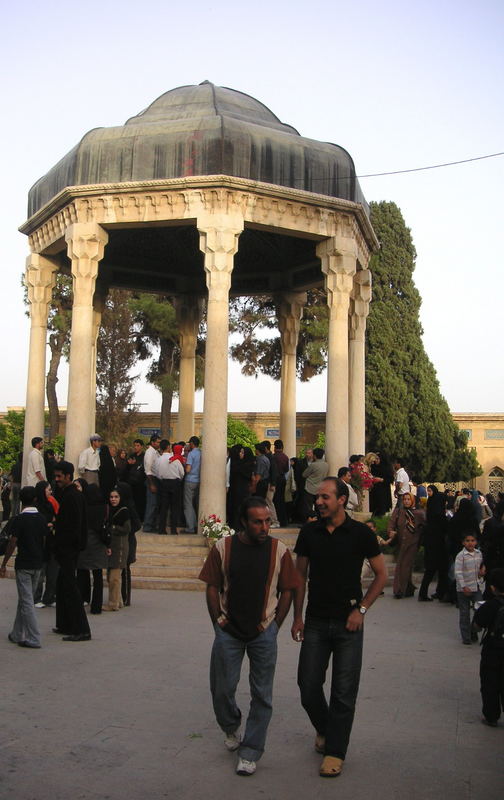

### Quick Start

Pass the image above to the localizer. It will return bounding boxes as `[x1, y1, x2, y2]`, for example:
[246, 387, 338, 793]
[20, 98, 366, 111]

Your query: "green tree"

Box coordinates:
[0, 410, 25, 472]
[96, 289, 139, 443]
[366, 201, 481, 480]
[226, 416, 257, 449]
[129, 294, 204, 437]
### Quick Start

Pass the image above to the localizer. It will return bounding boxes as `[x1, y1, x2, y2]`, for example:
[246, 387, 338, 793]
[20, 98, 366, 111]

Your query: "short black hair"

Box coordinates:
[159, 439, 170, 452]
[261, 440, 272, 451]
[313, 448, 325, 460]
[239, 496, 269, 525]
[54, 460, 74, 478]
[255, 443, 266, 455]
[337, 466, 350, 478]
[393, 457, 404, 466]
[133, 439, 144, 446]
[31, 437, 43, 448]
[149, 434, 160, 444]
[189, 436, 200, 447]
[274, 439, 283, 450]
[20, 486, 37, 506]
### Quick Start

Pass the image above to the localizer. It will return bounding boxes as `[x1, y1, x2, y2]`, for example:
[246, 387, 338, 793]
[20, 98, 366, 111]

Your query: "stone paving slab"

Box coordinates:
[0, 580, 502, 800]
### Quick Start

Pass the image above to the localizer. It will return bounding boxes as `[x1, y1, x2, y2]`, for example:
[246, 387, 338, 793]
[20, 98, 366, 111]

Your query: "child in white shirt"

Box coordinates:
[454, 533, 485, 645]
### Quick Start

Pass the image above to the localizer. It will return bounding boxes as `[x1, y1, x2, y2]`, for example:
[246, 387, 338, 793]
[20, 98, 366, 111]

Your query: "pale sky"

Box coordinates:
[1, 0, 502, 416]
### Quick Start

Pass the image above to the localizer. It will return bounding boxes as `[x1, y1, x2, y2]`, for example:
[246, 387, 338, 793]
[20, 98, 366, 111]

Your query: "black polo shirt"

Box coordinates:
[294, 515, 380, 620]
[9, 509, 46, 571]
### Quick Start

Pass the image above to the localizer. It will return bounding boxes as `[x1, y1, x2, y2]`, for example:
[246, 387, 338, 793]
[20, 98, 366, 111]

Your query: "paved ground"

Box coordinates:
[1, 580, 502, 800]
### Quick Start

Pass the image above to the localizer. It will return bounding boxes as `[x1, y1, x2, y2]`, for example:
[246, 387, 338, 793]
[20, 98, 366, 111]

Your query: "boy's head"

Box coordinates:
[462, 533, 478, 552]
[488, 568, 504, 595]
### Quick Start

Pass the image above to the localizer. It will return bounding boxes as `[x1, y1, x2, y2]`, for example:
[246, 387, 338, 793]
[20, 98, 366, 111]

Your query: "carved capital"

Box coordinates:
[25, 254, 58, 327]
[276, 291, 306, 356]
[66, 223, 108, 304]
[317, 237, 357, 319]
[350, 269, 371, 338]
[174, 295, 204, 357]
[198, 220, 243, 300]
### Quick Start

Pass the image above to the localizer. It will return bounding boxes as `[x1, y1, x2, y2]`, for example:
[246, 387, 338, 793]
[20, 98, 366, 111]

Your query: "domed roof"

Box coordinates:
[28, 81, 368, 217]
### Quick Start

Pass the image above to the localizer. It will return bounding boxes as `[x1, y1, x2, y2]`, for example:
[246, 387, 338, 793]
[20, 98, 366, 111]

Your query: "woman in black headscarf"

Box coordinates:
[76, 483, 108, 614]
[99, 444, 117, 500]
[116, 481, 141, 607]
[103, 486, 130, 611]
[418, 485, 449, 602]
[227, 445, 255, 530]
[369, 453, 394, 516]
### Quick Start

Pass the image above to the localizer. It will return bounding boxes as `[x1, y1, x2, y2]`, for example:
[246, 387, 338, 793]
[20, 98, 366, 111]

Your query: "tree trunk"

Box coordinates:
[46, 332, 64, 439]
[160, 387, 173, 439]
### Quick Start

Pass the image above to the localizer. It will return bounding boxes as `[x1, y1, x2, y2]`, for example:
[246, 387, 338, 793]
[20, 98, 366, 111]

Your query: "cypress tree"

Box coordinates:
[366, 201, 480, 481]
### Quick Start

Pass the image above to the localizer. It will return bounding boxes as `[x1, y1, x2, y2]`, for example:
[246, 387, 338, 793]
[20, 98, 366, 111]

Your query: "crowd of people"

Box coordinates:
[1, 435, 503, 774]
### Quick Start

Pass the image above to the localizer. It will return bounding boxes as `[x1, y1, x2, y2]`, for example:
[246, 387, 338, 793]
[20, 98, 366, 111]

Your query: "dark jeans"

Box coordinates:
[298, 616, 363, 760]
[457, 589, 482, 643]
[158, 478, 182, 534]
[273, 476, 287, 527]
[34, 554, 59, 605]
[77, 568, 104, 614]
[56, 557, 91, 636]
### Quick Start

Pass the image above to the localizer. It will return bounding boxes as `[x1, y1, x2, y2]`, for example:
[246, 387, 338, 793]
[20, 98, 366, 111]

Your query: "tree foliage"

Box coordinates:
[226, 416, 258, 449]
[96, 289, 139, 443]
[0, 410, 25, 472]
[129, 294, 204, 437]
[366, 201, 481, 481]
[229, 291, 328, 381]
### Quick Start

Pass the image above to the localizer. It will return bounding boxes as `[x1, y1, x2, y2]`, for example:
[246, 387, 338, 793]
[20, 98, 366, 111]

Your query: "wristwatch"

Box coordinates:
[358, 606, 367, 616]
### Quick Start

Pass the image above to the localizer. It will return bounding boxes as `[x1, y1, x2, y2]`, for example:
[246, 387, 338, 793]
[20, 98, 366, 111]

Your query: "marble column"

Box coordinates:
[64, 223, 108, 471]
[174, 295, 203, 441]
[276, 291, 306, 459]
[349, 269, 371, 456]
[22, 254, 58, 485]
[317, 238, 357, 472]
[197, 215, 243, 527]
[90, 285, 107, 434]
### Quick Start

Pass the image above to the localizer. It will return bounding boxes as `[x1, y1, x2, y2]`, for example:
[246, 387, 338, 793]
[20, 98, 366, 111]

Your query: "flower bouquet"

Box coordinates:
[200, 514, 234, 547]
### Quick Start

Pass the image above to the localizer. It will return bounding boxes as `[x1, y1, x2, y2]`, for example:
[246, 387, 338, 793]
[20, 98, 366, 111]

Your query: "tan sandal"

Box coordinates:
[319, 756, 344, 777]
[315, 734, 325, 754]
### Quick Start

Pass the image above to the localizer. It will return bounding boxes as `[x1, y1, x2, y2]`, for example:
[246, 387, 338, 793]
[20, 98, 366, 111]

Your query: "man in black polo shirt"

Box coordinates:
[292, 476, 387, 778]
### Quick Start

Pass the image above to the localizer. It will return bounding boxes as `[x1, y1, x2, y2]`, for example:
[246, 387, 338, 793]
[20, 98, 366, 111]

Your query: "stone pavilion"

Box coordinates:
[19, 81, 378, 523]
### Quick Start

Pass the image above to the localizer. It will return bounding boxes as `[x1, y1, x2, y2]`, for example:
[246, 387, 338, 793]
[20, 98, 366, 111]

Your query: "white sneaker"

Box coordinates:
[34, 602, 45, 608]
[236, 758, 256, 776]
[224, 731, 241, 751]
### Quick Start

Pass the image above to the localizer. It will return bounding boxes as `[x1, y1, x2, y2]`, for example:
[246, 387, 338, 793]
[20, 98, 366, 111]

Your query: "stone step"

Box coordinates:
[132, 564, 205, 578]
[134, 553, 206, 567]
[131, 576, 206, 591]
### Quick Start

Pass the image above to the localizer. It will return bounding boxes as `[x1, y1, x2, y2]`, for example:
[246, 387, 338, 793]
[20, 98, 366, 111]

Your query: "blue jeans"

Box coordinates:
[298, 616, 363, 759]
[10, 569, 42, 647]
[210, 622, 278, 762]
[457, 589, 482, 643]
[183, 482, 199, 532]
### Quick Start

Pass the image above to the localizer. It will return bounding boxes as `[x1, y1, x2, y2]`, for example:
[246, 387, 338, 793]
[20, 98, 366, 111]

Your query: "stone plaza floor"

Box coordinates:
[1, 579, 502, 800]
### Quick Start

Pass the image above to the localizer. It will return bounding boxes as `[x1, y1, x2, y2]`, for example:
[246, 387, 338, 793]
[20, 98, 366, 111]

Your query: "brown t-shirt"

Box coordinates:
[199, 534, 300, 641]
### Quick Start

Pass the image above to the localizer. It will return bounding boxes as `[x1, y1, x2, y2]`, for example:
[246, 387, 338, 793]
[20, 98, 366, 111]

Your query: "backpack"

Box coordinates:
[488, 598, 504, 649]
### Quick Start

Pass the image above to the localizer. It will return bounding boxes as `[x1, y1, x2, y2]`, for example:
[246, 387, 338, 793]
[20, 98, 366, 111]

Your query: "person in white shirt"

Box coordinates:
[78, 434, 102, 486]
[393, 458, 410, 507]
[25, 437, 46, 487]
[156, 440, 185, 534]
[143, 434, 161, 532]
[337, 467, 359, 517]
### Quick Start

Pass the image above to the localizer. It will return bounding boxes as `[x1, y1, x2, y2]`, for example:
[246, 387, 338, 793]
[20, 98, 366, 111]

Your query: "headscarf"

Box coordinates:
[426, 485, 446, 523]
[170, 444, 186, 464]
[401, 491, 416, 534]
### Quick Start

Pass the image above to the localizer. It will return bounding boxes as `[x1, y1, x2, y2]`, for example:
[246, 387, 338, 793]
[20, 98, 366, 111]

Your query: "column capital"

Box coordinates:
[350, 269, 372, 339]
[317, 237, 357, 315]
[24, 254, 58, 326]
[276, 291, 307, 356]
[66, 223, 109, 303]
[198, 216, 243, 298]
